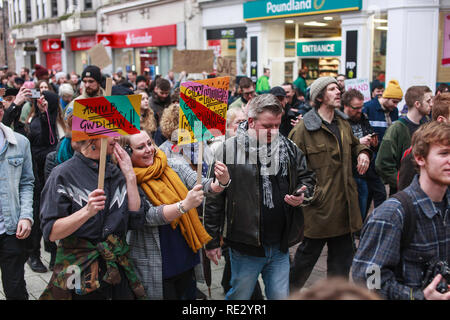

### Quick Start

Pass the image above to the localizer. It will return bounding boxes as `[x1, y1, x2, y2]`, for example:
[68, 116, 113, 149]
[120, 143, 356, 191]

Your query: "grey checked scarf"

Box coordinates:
[236, 121, 291, 209]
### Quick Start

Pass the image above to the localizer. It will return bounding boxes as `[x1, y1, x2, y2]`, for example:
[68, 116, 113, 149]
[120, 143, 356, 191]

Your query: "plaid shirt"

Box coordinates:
[352, 176, 450, 300]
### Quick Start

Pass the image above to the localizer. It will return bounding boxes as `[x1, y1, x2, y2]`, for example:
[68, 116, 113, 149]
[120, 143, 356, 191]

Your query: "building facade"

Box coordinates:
[8, 0, 202, 77]
[0, 0, 15, 70]
[6, 0, 450, 92]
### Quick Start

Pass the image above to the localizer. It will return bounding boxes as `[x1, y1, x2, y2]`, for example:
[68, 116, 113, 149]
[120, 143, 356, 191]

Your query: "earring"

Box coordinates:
[91, 145, 96, 151]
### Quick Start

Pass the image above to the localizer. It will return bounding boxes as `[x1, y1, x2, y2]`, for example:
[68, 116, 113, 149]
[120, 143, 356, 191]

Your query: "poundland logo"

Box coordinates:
[266, 0, 312, 13]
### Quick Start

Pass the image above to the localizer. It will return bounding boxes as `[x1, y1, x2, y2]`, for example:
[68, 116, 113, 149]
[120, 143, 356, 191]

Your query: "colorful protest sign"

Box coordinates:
[178, 77, 229, 145]
[72, 95, 141, 142]
[344, 78, 371, 102]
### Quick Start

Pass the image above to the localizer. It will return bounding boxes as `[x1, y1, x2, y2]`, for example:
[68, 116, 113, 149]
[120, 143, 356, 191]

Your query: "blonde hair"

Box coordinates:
[160, 103, 180, 141]
[135, 90, 157, 135]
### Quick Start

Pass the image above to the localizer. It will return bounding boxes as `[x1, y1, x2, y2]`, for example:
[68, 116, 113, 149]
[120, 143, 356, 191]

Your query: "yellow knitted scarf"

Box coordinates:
[133, 149, 211, 253]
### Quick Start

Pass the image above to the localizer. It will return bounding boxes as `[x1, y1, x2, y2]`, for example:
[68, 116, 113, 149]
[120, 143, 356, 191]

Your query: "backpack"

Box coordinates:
[391, 191, 417, 249]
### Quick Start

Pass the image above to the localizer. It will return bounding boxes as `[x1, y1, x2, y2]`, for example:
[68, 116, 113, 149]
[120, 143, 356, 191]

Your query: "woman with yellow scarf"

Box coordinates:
[122, 130, 230, 300]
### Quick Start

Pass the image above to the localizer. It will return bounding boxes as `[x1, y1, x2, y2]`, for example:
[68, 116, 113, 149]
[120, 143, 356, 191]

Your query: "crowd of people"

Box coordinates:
[0, 61, 449, 301]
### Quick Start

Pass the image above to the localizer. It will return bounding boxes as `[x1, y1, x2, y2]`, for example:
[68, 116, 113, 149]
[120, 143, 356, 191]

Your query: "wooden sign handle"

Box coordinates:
[98, 78, 113, 189]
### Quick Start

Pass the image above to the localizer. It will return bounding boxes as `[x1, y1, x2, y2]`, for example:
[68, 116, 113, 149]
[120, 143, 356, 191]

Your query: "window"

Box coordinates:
[372, 14, 388, 82]
[36, 0, 40, 19]
[17, 0, 21, 23]
[65, 0, 71, 12]
[26, 0, 31, 22]
[51, 0, 57, 17]
[43, 0, 47, 18]
[13, 0, 17, 24]
[84, 0, 92, 10]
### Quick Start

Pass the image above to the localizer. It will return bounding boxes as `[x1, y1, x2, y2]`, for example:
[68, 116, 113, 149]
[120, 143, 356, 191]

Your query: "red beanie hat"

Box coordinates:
[34, 64, 49, 79]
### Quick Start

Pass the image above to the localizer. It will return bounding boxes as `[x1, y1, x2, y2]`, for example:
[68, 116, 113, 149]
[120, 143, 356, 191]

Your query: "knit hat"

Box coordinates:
[58, 83, 74, 97]
[55, 71, 67, 82]
[382, 80, 403, 100]
[82, 65, 102, 83]
[34, 64, 49, 79]
[310, 76, 338, 102]
[136, 75, 147, 84]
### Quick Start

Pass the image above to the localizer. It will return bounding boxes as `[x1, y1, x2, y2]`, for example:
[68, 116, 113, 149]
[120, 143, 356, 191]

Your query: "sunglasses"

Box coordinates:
[349, 105, 363, 110]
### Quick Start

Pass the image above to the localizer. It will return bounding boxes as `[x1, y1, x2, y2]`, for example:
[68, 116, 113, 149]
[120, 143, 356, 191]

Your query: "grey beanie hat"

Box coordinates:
[310, 76, 338, 103]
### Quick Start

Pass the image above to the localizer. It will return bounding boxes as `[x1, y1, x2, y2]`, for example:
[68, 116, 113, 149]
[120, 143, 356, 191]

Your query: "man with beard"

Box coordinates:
[376, 86, 432, 195]
[204, 94, 316, 300]
[363, 79, 403, 141]
[149, 78, 171, 125]
[352, 121, 450, 300]
[342, 89, 385, 221]
[229, 77, 256, 111]
[65, 65, 105, 113]
[288, 77, 371, 293]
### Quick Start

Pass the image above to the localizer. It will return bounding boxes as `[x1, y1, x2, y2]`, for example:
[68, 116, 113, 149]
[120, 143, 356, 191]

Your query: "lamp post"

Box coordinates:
[1, 0, 8, 66]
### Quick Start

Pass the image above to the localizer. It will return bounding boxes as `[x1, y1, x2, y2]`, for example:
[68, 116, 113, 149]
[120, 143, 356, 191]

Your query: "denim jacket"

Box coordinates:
[0, 123, 34, 234]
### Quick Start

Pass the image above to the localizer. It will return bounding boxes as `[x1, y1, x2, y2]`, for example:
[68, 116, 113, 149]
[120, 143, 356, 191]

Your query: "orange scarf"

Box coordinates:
[134, 149, 211, 253]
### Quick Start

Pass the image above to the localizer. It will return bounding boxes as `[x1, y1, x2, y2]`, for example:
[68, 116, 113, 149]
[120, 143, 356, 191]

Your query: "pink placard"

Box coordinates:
[442, 15, 450, 66]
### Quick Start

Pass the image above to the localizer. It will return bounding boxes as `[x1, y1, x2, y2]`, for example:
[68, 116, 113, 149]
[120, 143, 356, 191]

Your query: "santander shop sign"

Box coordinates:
[97, 25, 177, 48]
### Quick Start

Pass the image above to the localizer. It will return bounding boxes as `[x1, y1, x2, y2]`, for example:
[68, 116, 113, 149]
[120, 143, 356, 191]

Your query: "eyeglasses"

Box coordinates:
[243, 91, 255, 97]
[349, 105, 363, 110]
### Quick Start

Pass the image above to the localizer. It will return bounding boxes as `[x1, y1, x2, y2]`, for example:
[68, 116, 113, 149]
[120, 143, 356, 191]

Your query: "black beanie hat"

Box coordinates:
[82, 65, 102, 83]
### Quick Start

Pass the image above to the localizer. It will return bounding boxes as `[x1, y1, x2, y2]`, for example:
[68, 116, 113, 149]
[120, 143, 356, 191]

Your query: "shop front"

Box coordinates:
[243, 0, 364, 86]
[97, 25, 177, 78]
[206, 27, 248, 78]
[70, 35, 97, 75]
[42, 38, 62, 73]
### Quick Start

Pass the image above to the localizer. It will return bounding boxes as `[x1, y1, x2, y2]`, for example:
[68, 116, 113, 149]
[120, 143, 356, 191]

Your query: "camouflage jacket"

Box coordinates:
[39, 234, 147, 300]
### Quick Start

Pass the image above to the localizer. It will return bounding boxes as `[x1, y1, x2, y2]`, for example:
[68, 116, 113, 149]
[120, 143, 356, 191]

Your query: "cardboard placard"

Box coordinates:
[173, 50, 214, 74]
[344, 78, 371, 102]
[178, 76, 229, 146]
[217, 56, 237, 88]
[72, 95, 141, 142]
[87, 43, 112, 69]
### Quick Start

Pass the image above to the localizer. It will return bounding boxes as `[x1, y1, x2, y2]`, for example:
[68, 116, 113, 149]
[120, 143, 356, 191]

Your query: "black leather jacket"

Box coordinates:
[204, 135, 316, 253]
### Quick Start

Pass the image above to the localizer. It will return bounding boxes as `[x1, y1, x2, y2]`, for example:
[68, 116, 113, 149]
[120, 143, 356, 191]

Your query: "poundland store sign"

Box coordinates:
[244, 0, 361, 21]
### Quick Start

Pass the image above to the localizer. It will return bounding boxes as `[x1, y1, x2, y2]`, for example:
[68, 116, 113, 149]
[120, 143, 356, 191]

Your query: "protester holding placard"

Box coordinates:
[39, 135, 148, 300]
[121, 130, 230, 300]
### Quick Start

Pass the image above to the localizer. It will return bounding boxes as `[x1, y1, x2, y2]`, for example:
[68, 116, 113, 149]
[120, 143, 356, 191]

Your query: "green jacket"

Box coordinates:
[289, 108, 370, 238]
[255, 75, 270, 93]
[375, 118, 412, 190]
[293, 76, 307, 95]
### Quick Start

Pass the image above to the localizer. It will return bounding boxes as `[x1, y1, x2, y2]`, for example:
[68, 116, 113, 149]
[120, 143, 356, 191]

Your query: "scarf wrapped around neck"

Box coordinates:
[134, 149, 212, 253]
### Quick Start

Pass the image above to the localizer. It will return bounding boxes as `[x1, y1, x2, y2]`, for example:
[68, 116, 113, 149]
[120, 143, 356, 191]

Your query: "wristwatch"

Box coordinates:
[177, 201, 187, 214]
[218, 179, 232, 188]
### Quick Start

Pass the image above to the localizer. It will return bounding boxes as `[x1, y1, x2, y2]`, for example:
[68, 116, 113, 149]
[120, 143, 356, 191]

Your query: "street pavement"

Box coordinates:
[0, 240, 328, 300]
